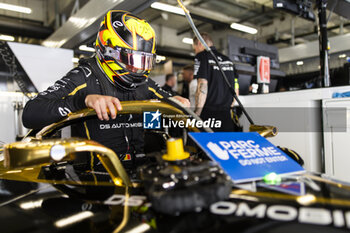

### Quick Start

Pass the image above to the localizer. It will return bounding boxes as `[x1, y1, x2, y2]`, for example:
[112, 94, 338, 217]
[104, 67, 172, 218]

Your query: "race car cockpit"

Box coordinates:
[1, 98, 350, 233]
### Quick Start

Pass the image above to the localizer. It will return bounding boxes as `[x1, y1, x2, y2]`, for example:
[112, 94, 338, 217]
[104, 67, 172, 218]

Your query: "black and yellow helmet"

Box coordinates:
[95, 10, 156, 90]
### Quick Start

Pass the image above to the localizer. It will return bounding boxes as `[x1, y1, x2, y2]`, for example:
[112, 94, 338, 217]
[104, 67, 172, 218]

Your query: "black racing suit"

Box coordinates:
[22, 57, 171, 165]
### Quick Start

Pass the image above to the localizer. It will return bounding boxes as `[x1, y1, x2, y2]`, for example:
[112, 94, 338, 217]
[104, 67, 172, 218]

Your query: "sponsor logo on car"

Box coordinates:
[103, 194, 350, 229]
[210, 200, 350, 229]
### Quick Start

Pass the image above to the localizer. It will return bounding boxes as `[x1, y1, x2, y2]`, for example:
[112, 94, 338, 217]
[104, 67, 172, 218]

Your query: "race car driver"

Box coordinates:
[22, 10, 189, 168]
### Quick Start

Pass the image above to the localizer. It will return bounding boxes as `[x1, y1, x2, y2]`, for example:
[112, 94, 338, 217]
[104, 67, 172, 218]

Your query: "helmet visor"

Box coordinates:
[106, 47, 155, 73]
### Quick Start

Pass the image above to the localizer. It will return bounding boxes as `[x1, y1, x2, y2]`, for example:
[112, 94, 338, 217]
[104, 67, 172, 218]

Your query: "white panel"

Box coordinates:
[8, 42, 73, 92]
[323, 97, 350, 183]
[239, 86, 350, 173]
[240, 96, 321, 172]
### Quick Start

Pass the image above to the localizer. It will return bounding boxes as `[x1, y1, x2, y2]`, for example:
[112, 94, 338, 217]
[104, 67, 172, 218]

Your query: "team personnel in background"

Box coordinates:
[22, 10, 189, 168]
[180, 65, 194, 99]
[193, 32, 239, 132]
[180, 65, 197, 107]
[162, 73, 178, 96]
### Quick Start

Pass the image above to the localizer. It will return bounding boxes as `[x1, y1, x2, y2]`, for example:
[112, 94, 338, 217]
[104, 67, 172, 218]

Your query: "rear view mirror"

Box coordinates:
[249, 125, 278, 137]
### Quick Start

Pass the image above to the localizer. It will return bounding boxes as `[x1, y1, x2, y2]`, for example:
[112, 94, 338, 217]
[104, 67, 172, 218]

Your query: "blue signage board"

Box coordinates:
[188, 132, 305, 183]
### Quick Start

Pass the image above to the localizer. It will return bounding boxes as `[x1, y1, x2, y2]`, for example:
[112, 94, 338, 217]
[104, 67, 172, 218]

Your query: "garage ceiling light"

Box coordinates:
[0, 3, 32, 14]
[182, 37, 193, 45]
[296, 61, 304, 66]
[0, 34, 15, 41]
[79, 45, 95, 52]
[151, 2, 185, 16]
[339, 54, 347, 58]
[230, 23, 257, 34]
[42, 39, 67, 48]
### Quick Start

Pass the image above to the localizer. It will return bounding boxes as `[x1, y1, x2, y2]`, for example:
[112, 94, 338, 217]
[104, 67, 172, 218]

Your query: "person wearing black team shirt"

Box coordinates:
[193, 32, 239, 132]
[180, 65, 194, 99]
[162, 73, 177, 96]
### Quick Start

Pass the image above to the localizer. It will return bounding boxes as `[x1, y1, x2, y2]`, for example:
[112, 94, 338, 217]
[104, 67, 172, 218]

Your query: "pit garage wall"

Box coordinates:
[8, 42, 73, 92]
[322, 97, 350, 183]
[239, 86, 350, 181]
[0, 43, 73, 143]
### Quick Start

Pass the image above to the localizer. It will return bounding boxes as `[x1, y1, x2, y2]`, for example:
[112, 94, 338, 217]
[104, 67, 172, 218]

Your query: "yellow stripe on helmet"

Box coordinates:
[124, 17, 155, 41]
[97, 57, 118, 83]
[123, 15, 156, 53]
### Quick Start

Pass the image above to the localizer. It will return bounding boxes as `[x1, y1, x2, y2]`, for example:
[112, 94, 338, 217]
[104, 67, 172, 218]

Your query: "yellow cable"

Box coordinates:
[177, 0, 190, 14]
